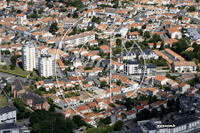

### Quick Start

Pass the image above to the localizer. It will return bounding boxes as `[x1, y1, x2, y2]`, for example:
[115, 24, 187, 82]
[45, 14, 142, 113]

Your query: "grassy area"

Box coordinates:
[0, 66, 39, 78]
[0, 91, 10, 107]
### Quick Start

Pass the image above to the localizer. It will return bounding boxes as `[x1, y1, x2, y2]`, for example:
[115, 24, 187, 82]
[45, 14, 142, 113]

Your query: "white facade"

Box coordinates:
[0, 106, 16, 124]
[22, 41, 38, 71]
[38, 55, 56, 78]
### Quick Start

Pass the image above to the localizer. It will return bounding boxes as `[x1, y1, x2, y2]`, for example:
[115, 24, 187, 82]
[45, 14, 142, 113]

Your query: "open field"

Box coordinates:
[0, 91, 10, 107]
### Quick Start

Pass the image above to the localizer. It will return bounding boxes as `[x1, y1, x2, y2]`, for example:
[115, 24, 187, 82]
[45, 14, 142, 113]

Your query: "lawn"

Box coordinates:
[0, 66, 39, 78]
[0, 91, 10, 107]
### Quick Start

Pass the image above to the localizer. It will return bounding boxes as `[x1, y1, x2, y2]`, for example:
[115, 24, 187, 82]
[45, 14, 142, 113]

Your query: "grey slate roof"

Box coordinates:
[144, 122, 157, 130]
[164, 116, 199, 127]
[0, 106, 16, 114]
[0, 123, 18, 131]
[12, 79, 28, 92]
[126, 60, 138, 64]
[21, 92, 46, 105]
[110, 127, 143, 133]
[43, 79, 54, 84]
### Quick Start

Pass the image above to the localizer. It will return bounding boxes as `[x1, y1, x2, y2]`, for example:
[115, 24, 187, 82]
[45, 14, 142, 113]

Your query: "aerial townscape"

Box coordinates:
[2, 0, 200, 132]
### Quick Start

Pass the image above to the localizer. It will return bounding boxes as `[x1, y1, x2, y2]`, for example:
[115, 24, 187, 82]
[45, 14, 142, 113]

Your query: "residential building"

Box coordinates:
[38, 55, 56, 78]
[167, 28, 182, 39]
[62, 18, 77, 29]
[172, 61, 196, 73]
[152, 75, 169, 86]
[21, 91, 49, 111]
[0, 123, 19, 133]
[0, 106, 16, 124]
[178, 83, 190, 94]
[56, 31, 95, 48]
[123, 60, 156, 75]
[22, 41, 38, 71]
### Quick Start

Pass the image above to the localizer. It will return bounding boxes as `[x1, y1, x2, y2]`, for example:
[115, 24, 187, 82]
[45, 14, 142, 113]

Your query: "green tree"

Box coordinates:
[159, 41, 164, 50]
[49, 105, 55, 112]
[72, 115, 86, 127]
[49, 22, 59, 34]
[114, 120, 123, 131]
[187, 6, 196, 12]
[144, 31, 150, 38]
[100, 81, 107, 88]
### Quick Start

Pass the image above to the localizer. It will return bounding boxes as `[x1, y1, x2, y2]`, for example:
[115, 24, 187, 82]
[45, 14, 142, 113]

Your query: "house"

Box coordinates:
[99, 45, 111, 54]
[194, 90, 200, 100]
[122, 110, 136, 121]
[146, 87, 158, 96]
[187, 28, 200, 41]
[181, 74, 195, 81]
[172, 61, 196, 73]
[0, 106, 16, 124]
[152, 75, 169, 86]
[76, 105, 92, 114]
[88, 40, 98, 46]
[167, 28, 182, 39]
[166, 79, 178, 89]
[178, 83, 190, 94]
[21, 92, 49, 111]
[150, 100, 167, 111]
[126, 32, 140, 40]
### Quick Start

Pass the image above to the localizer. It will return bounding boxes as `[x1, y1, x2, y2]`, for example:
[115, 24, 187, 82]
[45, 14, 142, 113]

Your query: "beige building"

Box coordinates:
[38, 55, 56, 78]
[172, 61, 196, 73]
[22, 41, 38, 71]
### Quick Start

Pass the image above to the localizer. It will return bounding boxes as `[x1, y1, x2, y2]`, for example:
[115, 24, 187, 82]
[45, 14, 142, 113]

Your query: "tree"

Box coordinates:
[2, 65, 7, 70]
[153, 42, 157, 49]
[172, 39, 189, 54]
[159, 41, 164, 50]
[73, 12, 78, 18]
[197, 65, 200, 72]
[142, 24, 146, 29]
[138, 29, 143, 36]
[72, 115, 86, 127]
[187, 6, 196, 12]
[49, 22, 59, 34]
[100, 81, 107, 88]
[144, 31, 150, 38]
[49, 105, 55, 112]
[114, 120, 123, 131]
[148, 20, 152, 24]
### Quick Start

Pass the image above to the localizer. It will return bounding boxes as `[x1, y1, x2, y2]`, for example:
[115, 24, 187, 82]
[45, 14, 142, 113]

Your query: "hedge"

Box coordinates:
[0, 69, 27, 78]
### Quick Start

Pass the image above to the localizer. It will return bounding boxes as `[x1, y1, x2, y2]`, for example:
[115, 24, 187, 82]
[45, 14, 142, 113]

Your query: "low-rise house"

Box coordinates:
[126, 32, 140, 40]
[166, 79, 179, 89]
[99, 45, 111, 54]
[178, 83, 190, 94]
[181, 74, 196, 81]
[76, 105, 92, 114]
[152, 75, 169, 86]
[146, 87, 159, 96]
[150, 100, 167, 111]
[167, 28, 182, 39]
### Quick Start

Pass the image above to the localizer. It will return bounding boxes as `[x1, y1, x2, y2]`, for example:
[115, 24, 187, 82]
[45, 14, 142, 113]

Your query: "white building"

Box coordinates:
[172, 61, 196, 73]
[123, 60, 156, 75]
[62, 18, 77, 29]
[38, 55, 56, 78]
[56, 31, 95, 48]
[22, 41, 38, 71]
[0, 106, 16, 124]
